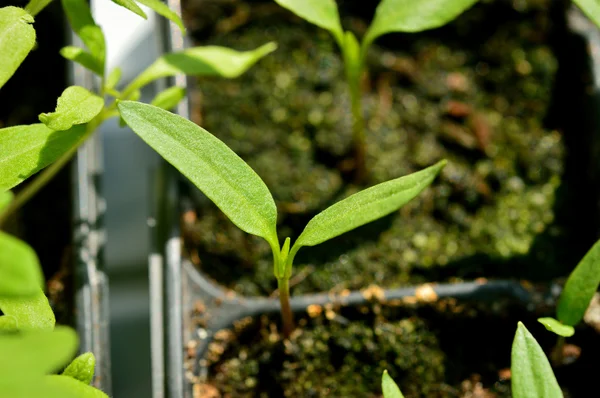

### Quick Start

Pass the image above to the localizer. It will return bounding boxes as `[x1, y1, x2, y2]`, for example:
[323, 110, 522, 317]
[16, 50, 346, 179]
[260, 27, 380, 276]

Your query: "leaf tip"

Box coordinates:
[38, 113, 49, 124]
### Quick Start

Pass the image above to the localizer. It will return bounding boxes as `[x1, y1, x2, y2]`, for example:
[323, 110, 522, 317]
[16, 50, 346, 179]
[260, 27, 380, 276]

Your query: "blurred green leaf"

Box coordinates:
[0, 190, 12, 213]
[557, 238, 600, 326]
[382, 370, 404, 398]
[511, 322, 563, 398]
[0, 315, 18, 331]
[39, 86, 104, 131]
[105, 67, 122, 91]
[150, 86, 186, 110]
[61, 0, 105, 74]
[45, 375, 108, 398]
[62, 353, 96, 385]
[117, 101, 279, 248]
[273, 0, 343, 46]
[0, 231, 44, 297]
[0, 287, 55, 330]
[24, 0, 53, 16]
[574, 0, 600, 29]
[0, 123, 86, 191]
[110, 0, 146, 19]
[537, 317, 575, 338]
[136, 0, 185, 32]
[0, 7, 36, 89]
[60, 46, 103, 76]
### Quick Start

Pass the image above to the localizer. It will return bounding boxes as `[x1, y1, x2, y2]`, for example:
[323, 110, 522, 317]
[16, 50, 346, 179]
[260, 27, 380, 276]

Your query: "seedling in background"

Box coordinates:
[118, 100, 445, 337]
[273, 0, 476, 181]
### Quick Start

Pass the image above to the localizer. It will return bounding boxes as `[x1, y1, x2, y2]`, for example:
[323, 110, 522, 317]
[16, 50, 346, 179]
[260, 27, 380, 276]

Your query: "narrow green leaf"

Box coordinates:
[363, 0, 477, 54]
[537, 317, 575, 338]
[110, 0, 147, 19]
[293, 160, 446, 249]
[0, 190, 12, 213]
[382, 370, 404, 398]
[125, 42, 277, 94]
[0, 231, 44, 297]
[0, 327, 78, 375]
[0, 315, 18, 331]
[61, 0, 105, 73]
[39, 86, 104, 131]
[24, 0, 53, 16]
[511, 322, 563, 398]
[60, 46, 103, 76]
[150, 86, 186, 110]
[117, 101, 279, 246]
[557, 238, 600, 326]
[0, 287, 55, 330]
[574, 0, 600, 28]
[0, 123, 87, 191]
[273, 0, 343, 46]
[0, 7, 36, 89]
[62, 353, 96, 385]
[45, 375, 108, 398]
[135, 0, 185, 32]
[105, 67, 122, 91]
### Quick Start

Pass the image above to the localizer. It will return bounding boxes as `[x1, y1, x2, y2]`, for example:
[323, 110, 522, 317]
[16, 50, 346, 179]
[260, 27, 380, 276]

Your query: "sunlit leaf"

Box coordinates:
[118, 101, 279, 247]
[0, 123, 86, 191]
[0, 7, 36, 89]
[0, 287, 55, 330]
[24, 0, 53, 16]
[511, 322, 563, 398]
[136, 0, 185, 32]
[45, 375, 108, 398]
[557, 238, 600, 326]
[0, 231, 44, 297]
[150, 86, 186, 110]
[537, 317, 575, 338]
[62, 353, 96, 385]
[110, 0, 146, 19]
[574, 0, 600, 28]
[61, 0, 105, 74]
[60, 46, 103, 76]
[273, 0, 343, 46]
[382, 370, 404, 398]
[39, 86, 104, 131]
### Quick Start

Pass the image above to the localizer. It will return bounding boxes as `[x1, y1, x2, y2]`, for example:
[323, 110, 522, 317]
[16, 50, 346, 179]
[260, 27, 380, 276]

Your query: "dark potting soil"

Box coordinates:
[0, 1, 73, 325]
[179, 0, 600, 396]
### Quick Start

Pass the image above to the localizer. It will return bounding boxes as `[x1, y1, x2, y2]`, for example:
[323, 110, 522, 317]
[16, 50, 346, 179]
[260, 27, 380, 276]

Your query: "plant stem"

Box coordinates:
[349, 76, 366, 183]
[550, 336, 566, 366]
[277, 277, 294, 338]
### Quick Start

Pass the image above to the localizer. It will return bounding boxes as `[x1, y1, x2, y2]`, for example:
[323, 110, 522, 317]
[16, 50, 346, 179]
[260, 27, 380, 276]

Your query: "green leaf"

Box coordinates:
[0, 7, 36, 89]
[60, 46, 103, 76]
[0, 287, 55, 330]
[105, 67, 122, 91]
[0, 315, 18, 331]
[135, 0, 185, 32]
[62, 353, 96, 385]
[537, 317, 575, 338]
[363, 0, 477, 54]
[293, 160, 446, 249]
[150, 86, 186, 110]
[61, 0, 105, 73]
[575, 0, 600, 28]
[24, 0, 53, 16]
[511, 322, 563, 398]
[0, 326, 78, 375]
[0, 190, 12, 213]
[124, 42, 277, 95]
[557, 238, 600, 326]
[0, 231, 44, 297]
[39, 86, 104, 131]
[110, 0, 147, 19]
[45, 375, 108, 398]
[0, 123, 87, 191]
[382, 370, 404, 398]
[273, 0, 343, 46]
[117, 101, 279, 247]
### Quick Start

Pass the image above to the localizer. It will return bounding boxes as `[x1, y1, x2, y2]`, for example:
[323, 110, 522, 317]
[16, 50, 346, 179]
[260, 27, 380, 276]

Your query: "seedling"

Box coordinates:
[118, 100, 445, 336]
[273, 0, 476, 181]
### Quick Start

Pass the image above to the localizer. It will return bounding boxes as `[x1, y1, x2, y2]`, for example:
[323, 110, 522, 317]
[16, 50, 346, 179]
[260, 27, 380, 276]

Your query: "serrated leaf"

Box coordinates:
[557, 238, 600, 326]
[0, 190, 12, 213]
[511, 322, 562, 398]
[363, 0, 477, 53]
[382, 370, 404, 398]
[0, 231, 44, 297]
[0, 123, 87, 191]
[575, 0, 600, 28]
[150, 86, 186, 110]
[105, 67, 122, 91]
[0, 315, 18, 331]
[45, 375, 108, 398]
[0, 287, 55, 330]
[293, 160, 446, 249]
[39, 86, 104, 131]
[0, 7, 36, 89]
[60, 46, 103, 76]
[118, 101, 278, 247]
[125, 42, 277, 95]
[110, 0, 147, 19]
[24, 0, 53, 16]
[136, 0, 185, 32]
[0, 327, 78, 375]
[273, 0, 343, 46]
[62, 353, 96, 385]
[61, 0, 105, 73]
[537, 317, 575, 337]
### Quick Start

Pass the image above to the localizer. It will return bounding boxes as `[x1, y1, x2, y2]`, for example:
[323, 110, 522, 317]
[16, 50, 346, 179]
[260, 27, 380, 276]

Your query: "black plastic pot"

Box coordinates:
[149, 2, 600, 397]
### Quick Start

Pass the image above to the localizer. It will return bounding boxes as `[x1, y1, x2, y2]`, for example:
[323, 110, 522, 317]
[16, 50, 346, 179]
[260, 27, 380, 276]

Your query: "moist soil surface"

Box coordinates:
[180, 0, 599, 396]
